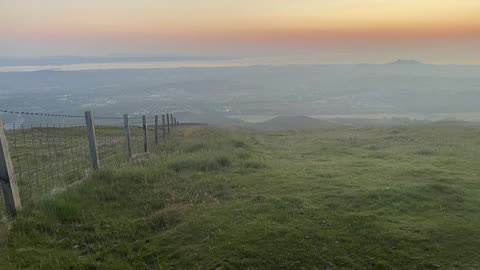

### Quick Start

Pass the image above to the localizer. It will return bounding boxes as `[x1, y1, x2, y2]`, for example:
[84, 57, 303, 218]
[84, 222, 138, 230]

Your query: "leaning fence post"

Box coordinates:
[166, 113, 170, 134]
[123, 114, 132, 160]
[142, 115, 148, 152]
[154, 115, 159, 145]
[0, 114, 22, 216]
[85, 111, 99, 170]
[162, 114, 166, 139]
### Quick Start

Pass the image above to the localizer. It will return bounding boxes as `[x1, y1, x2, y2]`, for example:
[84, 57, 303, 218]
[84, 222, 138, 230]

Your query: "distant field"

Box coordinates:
[229, 112, 480, 123]
[227, 115, 278, 123]
[1, 126, 480, 269]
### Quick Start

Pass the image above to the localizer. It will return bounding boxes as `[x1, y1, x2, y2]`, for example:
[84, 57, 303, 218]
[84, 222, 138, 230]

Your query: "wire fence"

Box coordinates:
[0, 110, 180, 219]
[95, 117, 128, 168]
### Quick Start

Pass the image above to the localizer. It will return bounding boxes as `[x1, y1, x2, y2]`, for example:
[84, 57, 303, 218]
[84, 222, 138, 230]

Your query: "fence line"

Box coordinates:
[0, 110, 180, 218]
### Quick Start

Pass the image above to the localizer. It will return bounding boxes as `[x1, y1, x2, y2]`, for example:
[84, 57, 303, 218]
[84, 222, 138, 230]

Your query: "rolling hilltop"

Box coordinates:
[1, 125, 479, 269]
[247, 115, 337, 130]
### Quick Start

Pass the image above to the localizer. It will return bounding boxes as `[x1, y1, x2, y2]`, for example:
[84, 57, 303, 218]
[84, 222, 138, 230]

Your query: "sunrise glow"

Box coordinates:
[1, 0, 480, 62]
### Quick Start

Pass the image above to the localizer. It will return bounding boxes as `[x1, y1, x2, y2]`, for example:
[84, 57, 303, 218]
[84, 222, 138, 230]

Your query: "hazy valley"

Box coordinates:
[2, 60, 480, 127]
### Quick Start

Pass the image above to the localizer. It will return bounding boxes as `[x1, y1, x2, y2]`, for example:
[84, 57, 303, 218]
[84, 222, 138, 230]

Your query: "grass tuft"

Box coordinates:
[168, 154, 231, 172]
[242, 160, 266, 169]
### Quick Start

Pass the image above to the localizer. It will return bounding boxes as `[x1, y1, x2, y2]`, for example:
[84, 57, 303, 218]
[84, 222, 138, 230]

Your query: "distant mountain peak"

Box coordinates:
[388, 59, 424, 65]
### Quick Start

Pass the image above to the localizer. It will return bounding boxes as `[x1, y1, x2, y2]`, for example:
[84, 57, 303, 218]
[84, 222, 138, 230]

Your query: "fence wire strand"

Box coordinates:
[95, 118, 126, 167]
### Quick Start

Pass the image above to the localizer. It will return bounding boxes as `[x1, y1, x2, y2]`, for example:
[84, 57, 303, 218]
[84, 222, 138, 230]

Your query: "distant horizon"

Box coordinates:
[2, 55, 480, 71]
[0, 54, 479, 65]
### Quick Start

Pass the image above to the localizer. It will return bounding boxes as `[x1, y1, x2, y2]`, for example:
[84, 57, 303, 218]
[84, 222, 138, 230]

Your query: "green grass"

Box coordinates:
[1, 125, 480, 269]
[1, 124, 157, 211]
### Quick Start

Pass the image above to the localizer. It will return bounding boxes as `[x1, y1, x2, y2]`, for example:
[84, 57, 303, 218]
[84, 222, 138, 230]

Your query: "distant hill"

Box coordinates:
[249, 115, 337, 130]
[175, 111, 246, 126]
[387, 59, 425, 65]
[175, 113, 337, 130]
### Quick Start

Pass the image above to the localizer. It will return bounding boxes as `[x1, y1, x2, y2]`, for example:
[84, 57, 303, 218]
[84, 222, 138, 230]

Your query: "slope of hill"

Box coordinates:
[249, 115, 338, 130]
[1, 126, 480, 269]
[175, 111, 246, 126]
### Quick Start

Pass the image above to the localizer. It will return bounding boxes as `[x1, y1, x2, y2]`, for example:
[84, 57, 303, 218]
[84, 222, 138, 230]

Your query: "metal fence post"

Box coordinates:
[142, 115, 148, 152]
[123, 114, 132, 160]
[166, 113, 170, 134]
[162, 114, 166, 139]
[154, 115, 159, 145]
[0, 114, 22, 216]
[85, 111, 99, 169]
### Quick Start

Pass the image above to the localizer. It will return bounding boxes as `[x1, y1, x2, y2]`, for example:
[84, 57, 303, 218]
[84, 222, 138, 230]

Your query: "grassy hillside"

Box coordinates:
[1, 126, 480, 269]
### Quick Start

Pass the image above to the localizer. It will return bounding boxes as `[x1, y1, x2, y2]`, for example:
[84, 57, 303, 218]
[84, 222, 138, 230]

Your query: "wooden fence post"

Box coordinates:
[154, 115, 159, 145]
[162, 114, 166, 139]
[123, 114, 132, 160]
[142, 115, 148, 152]
[85, 111, 99, 169]
[166, 113, 170, 134]
[0, 114, 22, 216]
[170, 114, 174, 129]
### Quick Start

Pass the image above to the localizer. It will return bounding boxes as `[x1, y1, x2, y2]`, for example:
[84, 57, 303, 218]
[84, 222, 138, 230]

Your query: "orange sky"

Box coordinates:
[1, 0, 479, 63]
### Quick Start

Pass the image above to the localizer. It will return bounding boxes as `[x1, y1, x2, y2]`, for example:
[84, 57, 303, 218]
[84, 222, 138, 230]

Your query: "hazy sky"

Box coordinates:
[1, 0, 480, 63]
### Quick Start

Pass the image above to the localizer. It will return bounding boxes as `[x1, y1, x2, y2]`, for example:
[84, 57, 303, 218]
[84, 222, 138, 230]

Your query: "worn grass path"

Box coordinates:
[1, 126, 480, 269]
